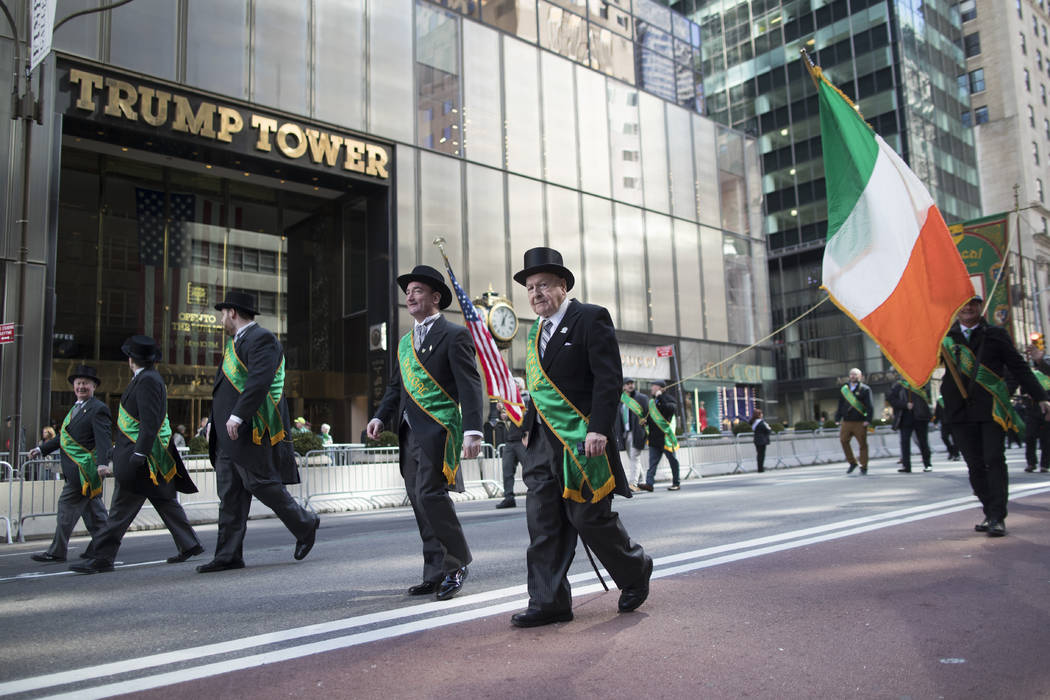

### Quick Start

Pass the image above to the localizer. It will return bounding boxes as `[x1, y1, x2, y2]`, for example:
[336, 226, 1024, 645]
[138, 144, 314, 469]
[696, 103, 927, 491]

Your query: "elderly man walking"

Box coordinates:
[836, 368, 873, 474]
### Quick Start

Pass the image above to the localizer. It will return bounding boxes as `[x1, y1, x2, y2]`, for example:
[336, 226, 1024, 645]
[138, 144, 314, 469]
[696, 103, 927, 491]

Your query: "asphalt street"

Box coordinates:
[1, 448, 1049, 699]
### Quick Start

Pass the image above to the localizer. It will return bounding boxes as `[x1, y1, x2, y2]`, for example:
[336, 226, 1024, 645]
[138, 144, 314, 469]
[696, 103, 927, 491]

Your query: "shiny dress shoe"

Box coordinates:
[846, 463, 857, 474]
[897, 468, 912, 473]
[986, 520, 1007, 537]
[923, 466, 933, 472]
[667, 484, 680, 491]
[1025, 465, 1037, 473]
[618, 555, 653, 613]
[511, 608, 574, 628]
[974, 518, 990, 532]
[407, 580, 438, 596]
[196, 559, 246, 573]
[495, 498, 517, 509]
[69, 559, 114, 574]
[30, 552, 65, 563]
[859, 467, 868, 475]
[167, 544, 205, 564]
[637, 483, 654, 492]
[294, 515, 321, 560]
[435, 566, 468, 600]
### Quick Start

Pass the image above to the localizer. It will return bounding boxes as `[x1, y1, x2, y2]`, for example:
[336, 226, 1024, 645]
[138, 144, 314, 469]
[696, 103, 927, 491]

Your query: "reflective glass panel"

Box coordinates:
[724, 234, 754, 344]
[581, 194, 617, 320]
[253, 0, 309, 112]
[646, 212, 677, 336]
[693, 115, 721, 227]
[466, 164, 507, 294]
[397, 148, 418, 268]
[589, 26, 635, 83]
[507, 175, 544, 313]
[639, 92, 669, 214]
[673, 219, 703, 338]
[419, 151, 462, 271]
[667, 104, 696, 221]
[109, 0, 176, 80]
[186, 0, 248, 99]
[538, 1, 589, 63]
[700, 225, 728, 341]
[316, 0, 366, 131]
[545, 184, 582, 295]
[541, 52, 579, 188]
[462, 21, 503, 168]
[503, 38, 542, 177]
[576, 65, 611, 197]
[608, 82, 643, 205]
[484, 0, 538, 43]
[369, 0, 415, 144]
[416, 2, 462, 156]
[615, 203, 646, 331]
[53, 0, 99, 58]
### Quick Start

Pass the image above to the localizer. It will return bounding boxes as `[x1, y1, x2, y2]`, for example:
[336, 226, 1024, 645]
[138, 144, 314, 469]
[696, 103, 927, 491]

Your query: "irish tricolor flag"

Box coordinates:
[816, 66, 975, 387]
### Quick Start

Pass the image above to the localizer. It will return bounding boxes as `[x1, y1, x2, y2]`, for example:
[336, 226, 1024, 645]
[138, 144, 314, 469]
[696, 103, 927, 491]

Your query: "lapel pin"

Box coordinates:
[560, 327, 568, 334]
[428, 345, 433, 352]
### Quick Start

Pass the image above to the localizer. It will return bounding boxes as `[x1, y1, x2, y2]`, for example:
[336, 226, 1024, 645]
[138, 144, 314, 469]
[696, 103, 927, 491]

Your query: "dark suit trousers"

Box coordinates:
[213, 447, 316, 563]
[523, 423, 648, 612]
[402, 432, 472, 582]
[952, 422, 1009, 521]
[940, 424, 959, 458]
[90, 481, 200, 564]
[899, 421, 931, 469]
[47, 480, 107, 558]
[755, 443, 767, 471]
[1024, 419, 1050, 469]
[501, 441, 527, 498]
[646, 445, 680, 486]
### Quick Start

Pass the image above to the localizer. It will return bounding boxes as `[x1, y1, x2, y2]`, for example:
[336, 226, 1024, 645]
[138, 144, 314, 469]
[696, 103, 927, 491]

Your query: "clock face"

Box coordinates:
[488, 303, 518, 341]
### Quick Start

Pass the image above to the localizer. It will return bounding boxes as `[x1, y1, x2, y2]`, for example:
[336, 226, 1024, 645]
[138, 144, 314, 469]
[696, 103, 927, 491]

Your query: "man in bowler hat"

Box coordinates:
[367, 264, 484, 600]
[199, 291, 320, 572]
[510, 247, 652, 627]
[28, 365, 111, 563]
[71, 336, 203, 573]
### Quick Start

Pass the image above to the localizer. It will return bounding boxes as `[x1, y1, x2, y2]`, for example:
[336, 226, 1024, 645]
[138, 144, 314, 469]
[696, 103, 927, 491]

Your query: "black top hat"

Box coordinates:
[513, 247, 575, 291]
[215, 290, 259, 316]
[121, 335, 162, 364]
[68, 364, 101, 387]
[397, 265, 453, 309]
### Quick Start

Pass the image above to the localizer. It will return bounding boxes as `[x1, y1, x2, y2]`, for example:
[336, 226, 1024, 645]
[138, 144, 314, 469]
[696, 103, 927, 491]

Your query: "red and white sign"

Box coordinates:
[656, 345, 674, 358]
[0, 323, 14, 344]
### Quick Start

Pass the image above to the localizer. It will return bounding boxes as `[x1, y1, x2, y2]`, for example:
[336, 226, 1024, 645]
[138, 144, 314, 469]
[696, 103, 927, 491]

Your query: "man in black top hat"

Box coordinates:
[368, 265, 484, 601]
[28, 365, 111, 563]
[942, 295, 1050, 536]
[198, 291, 320, 572]
[71, 337, 203, 574]
[510, 247, 652, 628]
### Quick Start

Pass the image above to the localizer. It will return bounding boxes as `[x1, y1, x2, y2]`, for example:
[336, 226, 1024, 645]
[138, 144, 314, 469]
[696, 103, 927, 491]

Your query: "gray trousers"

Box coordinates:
[523, 424, 649, 612]
[213, 448, 316, 564]
[403, 436, 472, 583]
[501, 441, 527, 498]
[90, 481, 200, 564]
[46, 480, 107, 559]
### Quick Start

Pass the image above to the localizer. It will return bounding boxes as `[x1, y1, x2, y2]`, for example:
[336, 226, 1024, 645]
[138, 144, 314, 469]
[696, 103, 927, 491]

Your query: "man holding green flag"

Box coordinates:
[510, 247, 652, 628]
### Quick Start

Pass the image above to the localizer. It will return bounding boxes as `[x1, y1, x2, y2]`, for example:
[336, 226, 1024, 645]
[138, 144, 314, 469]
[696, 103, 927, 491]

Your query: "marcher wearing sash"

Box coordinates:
[28, 365, 111, 563]
[941, 295, 1050, 537]
[834, 368, 874, 474]
[496, 377, 530, 509]
[509, 247, 652, 628]
[368, 265, 484, 601]
[200, 291, 320, 572]
[71, 336, 203, 574]
[1021, 342, 1050, 473]
[642, 379, 681, 491]
[888, 379, 933, 473]
[616, 378, 648, 491]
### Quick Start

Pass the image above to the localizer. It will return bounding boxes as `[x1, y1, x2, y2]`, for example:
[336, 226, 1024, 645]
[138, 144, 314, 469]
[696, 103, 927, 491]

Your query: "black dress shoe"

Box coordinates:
[69, 559, 114, 574]
[495, 498, 517, 509]
[618, 555, 653, 612]
[167, 544, 205, 564]
[511, 608, 574, 628]
[897, 468, 912, 473]
[637, 483, 654, 492]
[435, 566, 468, 600]
[294, 515, 321, 561]
[30, 552, 65, 563]
[407, 580, 438, 596]
[859, 467, 868, 475]
[846, 463, 857, 474]
[78, 552, 92, 560]
[196, 559, 246, 573]
[974, 518, 990, 532]
[987, 520, 1007, 537]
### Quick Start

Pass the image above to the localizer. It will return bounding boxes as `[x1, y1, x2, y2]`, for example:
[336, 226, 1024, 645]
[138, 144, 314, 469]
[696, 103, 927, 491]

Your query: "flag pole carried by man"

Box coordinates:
[806, 50, 974, 387]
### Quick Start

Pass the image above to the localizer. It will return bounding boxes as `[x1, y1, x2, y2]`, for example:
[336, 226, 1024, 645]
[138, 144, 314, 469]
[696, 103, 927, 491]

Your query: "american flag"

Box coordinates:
[446, 263, 524, 426]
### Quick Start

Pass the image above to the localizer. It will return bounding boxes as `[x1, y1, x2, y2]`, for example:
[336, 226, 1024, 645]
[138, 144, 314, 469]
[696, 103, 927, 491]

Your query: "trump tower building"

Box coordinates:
[0, 0, 770, 445]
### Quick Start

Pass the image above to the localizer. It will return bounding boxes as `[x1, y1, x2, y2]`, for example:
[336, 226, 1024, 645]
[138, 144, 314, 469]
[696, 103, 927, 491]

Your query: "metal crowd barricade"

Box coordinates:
[0, 461, 13, 543]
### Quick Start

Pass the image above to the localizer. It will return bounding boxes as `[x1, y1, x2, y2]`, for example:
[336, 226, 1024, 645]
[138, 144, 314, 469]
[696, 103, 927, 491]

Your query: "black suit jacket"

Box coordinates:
[40, 396, 112, 485]
[374, 315, 484, 492]
[834, 383, 874, 422]
[647, 392, 677, 451]
[752, 418, 772, 446]
[113, 368, 197, 495]
[942, 321, 1048, 424]
[208, 323, 299, 484]
[887, 382, 932, 426]
[523, 299, 631, 498]
[617, 390, 649, 451]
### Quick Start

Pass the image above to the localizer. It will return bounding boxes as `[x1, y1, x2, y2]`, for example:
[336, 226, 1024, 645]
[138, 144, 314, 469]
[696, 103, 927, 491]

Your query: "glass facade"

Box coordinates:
[0, 0, 770, 441]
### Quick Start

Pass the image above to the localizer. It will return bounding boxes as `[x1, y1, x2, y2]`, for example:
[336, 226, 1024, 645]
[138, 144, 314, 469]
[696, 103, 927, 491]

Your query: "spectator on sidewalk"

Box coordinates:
[751, 409, 772, 472]
[319, 423, 333, 447]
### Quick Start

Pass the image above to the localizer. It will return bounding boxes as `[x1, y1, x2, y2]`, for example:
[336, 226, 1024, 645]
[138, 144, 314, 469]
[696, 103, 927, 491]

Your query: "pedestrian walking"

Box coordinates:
[932, 397, 960, 460]
[1023, 343, 1050, 473]
[888, 380, 933, 473]
[642, 380, 681, 491]
[617, 378, 648, 490]
[367, 265, 484, 600]
[835, 368, 873, 474]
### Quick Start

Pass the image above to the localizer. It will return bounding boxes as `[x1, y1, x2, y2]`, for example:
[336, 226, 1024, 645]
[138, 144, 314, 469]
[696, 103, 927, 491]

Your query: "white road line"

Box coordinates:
[8, 484, 1050, 699]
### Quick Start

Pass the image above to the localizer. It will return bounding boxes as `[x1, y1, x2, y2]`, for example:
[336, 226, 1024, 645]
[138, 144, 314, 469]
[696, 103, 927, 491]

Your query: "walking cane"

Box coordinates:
[581, 540, 609, 592]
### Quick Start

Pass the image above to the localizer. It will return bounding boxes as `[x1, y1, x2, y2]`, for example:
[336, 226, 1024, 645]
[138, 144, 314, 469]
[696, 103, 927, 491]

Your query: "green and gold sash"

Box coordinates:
[117, 404, 176, 486]
[526, 319, 615, 503]
[1033, 369, 1050, 394]
[897, 379, 930, 405]
[221, 337, 286, 446]
[647, 399, 679, 453]
[942, 336, 1025, 438]
[398, 332, 464, 486]
[621, 392, 647, 430]
[840, 384, 870, 419]
[59, 405, 102, 498]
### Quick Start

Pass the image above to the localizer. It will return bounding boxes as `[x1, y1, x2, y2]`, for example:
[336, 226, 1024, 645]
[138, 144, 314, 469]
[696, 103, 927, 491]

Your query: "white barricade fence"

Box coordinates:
[0, 461, 13, 543]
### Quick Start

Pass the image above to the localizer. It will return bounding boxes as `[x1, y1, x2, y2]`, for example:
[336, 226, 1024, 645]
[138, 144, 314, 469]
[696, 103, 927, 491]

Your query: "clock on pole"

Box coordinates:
[472, 286, 518, 348]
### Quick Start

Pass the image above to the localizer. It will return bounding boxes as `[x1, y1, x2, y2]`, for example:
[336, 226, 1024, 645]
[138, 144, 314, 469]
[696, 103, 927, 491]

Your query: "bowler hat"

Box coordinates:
[67, 364, 101, 387]
[121, 335, 162, 364]
[397, 265, 453, 309]
[969, 294, 983, 303]
[513, 247, 575, 291]
[215, 290, 259, 316]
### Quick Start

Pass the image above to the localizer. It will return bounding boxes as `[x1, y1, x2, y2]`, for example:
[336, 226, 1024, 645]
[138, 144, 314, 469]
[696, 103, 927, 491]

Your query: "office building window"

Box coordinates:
[1043, 217, 1048, 235]
[415, 2, 462, 156]
[1038, 178, 1045, 204]
[964, 33, 981, 57]
[1044, 84, 1048, 105]
[1035, 141, 1041, 165]
[1039, 50, 1044, 70]
[961, 110, 973, 127]
[959, 0, 976, 21]
[1019, 0, 1024, 19]
[1025, 68, 1031, 92]
[975, 105, 989, 124]
[1035, 15, 1040, 36]
[970, 68, 986, 93]
[1030, 105, 1036, 127]
[1045, 118, 1050, 139]
[1022, 32, 1027, 55]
